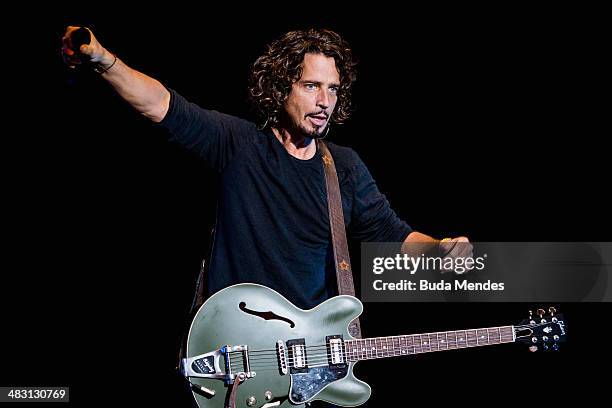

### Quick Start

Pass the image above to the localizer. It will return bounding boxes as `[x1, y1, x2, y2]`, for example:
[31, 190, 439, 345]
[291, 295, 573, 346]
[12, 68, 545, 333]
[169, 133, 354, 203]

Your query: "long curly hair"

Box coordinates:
[248, 29, 357, 128]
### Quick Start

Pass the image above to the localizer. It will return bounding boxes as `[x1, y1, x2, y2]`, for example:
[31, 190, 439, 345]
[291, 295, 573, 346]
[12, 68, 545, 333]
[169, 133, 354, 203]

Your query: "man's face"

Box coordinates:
[283, 53, 340, 138]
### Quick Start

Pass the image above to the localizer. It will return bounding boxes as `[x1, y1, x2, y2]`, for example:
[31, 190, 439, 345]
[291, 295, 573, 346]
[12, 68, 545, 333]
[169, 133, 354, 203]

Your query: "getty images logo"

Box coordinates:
[372, 253, 487, 275]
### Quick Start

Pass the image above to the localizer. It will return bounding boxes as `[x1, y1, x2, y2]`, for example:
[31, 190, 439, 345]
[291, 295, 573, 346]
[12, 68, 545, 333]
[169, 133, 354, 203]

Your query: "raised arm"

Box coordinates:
[61, 26, 170, 122]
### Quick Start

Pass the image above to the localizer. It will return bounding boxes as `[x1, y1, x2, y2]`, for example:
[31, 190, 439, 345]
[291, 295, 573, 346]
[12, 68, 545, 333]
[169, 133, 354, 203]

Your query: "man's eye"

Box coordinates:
[305, 84, 317, 90]
[329, 87, 339, 94]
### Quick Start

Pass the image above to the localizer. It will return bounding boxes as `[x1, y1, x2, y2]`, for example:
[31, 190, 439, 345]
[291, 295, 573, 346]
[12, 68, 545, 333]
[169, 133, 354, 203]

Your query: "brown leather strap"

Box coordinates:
[318, 140, 362, 339]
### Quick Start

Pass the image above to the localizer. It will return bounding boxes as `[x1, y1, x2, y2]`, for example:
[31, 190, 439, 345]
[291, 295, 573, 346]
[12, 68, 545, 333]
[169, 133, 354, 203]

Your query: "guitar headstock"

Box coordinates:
[515, 307, 566, 352]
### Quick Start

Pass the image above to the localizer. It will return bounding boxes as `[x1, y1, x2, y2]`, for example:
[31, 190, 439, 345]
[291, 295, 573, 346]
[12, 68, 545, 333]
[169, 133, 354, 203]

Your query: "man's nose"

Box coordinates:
[317, 89, 330, 110]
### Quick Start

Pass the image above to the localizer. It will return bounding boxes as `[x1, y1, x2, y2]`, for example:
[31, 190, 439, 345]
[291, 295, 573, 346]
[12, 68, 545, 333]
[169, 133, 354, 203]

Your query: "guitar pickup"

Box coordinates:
[286, 339, 308, 373]
[327, 335, 346, 367]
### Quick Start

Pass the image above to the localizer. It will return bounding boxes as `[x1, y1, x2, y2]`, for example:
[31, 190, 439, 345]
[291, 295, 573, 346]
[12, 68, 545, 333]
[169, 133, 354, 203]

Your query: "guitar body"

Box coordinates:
[186, 283, 371, 408]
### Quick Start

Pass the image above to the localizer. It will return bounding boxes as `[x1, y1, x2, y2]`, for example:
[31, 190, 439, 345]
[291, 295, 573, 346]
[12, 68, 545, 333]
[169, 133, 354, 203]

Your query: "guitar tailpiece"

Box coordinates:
[181, 344, 256, 384]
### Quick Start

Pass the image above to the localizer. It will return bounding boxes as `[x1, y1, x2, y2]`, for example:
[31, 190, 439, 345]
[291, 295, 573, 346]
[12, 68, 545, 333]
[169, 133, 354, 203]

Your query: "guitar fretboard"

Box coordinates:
[344, 326, 515, 362]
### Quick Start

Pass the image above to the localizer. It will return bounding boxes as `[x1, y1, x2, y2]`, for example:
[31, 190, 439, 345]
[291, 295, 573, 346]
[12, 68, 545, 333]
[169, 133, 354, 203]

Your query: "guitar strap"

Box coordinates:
[318, 140, 362, 339]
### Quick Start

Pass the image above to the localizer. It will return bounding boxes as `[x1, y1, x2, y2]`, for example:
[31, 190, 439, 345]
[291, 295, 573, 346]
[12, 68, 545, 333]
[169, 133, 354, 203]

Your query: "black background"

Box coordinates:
[3, 5, 609, 406]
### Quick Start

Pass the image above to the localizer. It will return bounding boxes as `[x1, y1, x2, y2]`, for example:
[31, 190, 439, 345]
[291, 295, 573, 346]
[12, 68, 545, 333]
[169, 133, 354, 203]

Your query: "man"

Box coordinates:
[61, 27, 471, 310]
[61, 25, 473, 408]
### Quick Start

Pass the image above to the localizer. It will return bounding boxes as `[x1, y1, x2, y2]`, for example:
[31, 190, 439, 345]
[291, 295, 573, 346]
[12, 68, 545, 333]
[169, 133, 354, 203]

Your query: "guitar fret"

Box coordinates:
[423, 333, 431, 353]
[466, 330, 476, 347]
[346, 340, 351, 361]
[477, 329, 488, 346]
[373, 338, 378, 359]
[438, 332, 447, 350]
[431, 333, 440, 351]
[448, 331, 457, 349]
[414, 334, 422, 353]
[407, 335, 414, 355]
[459, 330, 467, 348]
[358, 339, 362, 360]
[361, 339, 366, 360]
[492, 327, 501, 343]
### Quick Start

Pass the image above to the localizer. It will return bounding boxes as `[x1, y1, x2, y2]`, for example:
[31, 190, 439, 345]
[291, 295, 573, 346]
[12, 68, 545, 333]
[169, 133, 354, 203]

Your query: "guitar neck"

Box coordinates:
[344, 326, 515, 362]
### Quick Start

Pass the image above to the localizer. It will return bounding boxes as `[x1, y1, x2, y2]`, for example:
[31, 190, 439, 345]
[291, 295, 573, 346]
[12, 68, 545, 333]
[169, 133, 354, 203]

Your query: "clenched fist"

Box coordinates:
[61, 26, 114, 69]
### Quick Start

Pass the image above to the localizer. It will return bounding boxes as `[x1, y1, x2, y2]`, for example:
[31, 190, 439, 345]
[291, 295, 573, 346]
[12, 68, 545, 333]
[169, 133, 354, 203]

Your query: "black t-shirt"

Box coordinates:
[159, 89, 412, 309]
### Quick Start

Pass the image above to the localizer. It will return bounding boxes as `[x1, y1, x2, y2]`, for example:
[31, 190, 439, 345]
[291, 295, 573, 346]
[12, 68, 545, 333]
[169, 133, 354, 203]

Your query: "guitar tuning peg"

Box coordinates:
[529, 345, 538, 352]
[548, 307, 556, 316]
[529, 310, 533, 318]
[537, 308, 546, 318]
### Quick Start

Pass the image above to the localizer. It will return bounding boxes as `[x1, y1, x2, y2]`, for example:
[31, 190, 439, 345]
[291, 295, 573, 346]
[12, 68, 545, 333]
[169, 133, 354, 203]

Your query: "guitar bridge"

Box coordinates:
[276, 340, 288, 375]
[181, 344, 256, 384]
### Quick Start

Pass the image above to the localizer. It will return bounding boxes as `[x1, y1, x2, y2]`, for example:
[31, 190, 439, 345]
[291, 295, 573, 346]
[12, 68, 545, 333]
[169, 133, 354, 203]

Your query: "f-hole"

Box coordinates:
[239, 302, 296, 328]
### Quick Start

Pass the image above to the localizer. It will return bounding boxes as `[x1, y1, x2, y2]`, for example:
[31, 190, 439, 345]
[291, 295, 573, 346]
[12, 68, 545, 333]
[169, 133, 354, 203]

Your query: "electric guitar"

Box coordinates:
[181, 284, 566, 408]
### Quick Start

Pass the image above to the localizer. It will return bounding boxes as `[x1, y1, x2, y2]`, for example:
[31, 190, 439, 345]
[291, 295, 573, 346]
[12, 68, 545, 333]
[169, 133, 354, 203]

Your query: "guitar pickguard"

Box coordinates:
[290, 366, 348, 404]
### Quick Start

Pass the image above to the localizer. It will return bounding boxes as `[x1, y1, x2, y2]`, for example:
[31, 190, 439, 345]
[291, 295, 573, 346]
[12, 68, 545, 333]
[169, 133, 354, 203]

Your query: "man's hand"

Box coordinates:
[61, 26, 113, 68]
[439, 236, 474, 274]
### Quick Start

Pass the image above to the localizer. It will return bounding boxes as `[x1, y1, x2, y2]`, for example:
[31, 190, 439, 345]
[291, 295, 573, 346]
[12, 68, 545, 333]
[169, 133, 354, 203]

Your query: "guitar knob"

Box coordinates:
[542, 336, 549, 342]
[552, 343, 559, 351]
[549, 306, 556, 316]
[537, 308, 546, 318]
[531, 337, 538, 343]
[553, 335, 560, 341]
[247, 396, 257, 406]
[543, 344, 549, 351]
[529, 310, 533, 318]
[529, 345, 538, 352]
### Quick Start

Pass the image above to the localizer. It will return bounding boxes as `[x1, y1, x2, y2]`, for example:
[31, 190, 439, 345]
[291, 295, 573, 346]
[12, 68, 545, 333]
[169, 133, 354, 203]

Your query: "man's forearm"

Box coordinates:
[402, 231, 441, 257]
[98, 50, 170, 123]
